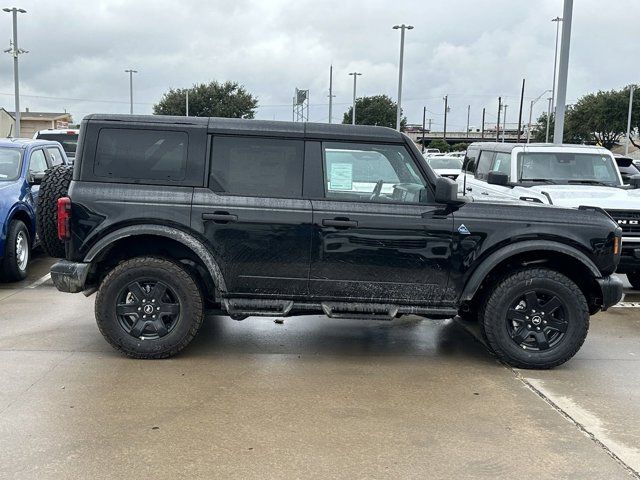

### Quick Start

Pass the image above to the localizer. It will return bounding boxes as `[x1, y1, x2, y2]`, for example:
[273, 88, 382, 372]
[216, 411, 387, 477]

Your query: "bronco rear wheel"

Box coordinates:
[481, 268, 589, 369]
[36, 164, 73, 258]
[95, 256, 204, 359]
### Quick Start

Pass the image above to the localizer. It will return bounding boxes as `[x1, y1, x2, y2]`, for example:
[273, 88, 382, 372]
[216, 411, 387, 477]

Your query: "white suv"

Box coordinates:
[457, 142, 640, 288]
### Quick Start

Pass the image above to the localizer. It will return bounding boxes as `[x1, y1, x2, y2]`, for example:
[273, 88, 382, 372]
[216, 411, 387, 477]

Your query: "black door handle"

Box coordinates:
[202, 212, 238, 223]
[466, 187, 473, 192]
[322, 218, 358, 228]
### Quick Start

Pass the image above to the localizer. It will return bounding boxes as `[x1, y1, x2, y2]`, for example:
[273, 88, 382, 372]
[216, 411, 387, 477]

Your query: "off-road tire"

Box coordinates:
[36, 164, 73, 258]
[1, 220, 30, 282]
[95, 256, 204, 359]
[481, 268, 589, 369]
[626, 271, 640, 290]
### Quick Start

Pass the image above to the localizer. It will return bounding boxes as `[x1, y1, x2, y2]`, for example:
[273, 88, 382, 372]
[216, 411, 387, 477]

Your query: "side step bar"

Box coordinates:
[221, 298, 457, 320]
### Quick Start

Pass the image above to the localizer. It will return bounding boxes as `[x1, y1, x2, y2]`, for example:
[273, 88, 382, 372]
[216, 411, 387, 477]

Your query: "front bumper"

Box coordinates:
[597, 275, 624, 310]
[50, 260, 91, 293]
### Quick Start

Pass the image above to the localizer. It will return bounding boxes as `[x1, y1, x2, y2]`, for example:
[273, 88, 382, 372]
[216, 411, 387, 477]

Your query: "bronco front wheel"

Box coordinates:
[481, 268, 589, 369]
[95, 256, 204, 359]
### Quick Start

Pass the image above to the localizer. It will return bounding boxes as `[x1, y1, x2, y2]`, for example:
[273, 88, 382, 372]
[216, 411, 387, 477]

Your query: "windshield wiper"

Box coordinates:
[520, 178, 556, 184]
[567, 179, 613, 186]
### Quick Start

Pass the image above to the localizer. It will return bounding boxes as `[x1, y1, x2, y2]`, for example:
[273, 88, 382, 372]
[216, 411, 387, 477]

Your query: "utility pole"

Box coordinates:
[348, 72, 362, 125]
[393, 24, 413, 131]
[496, 97, 502, 142]
[466, 105, 470, 138]
[421, 106, 426, 153]
[545, 97, 552, 143]
[551, 16, 563, 116]
[443, 95, 449, 140]
[553, 0, 573, 144]
[517, 79, 525, 142]
[125, 69, 138, 115]
[502, 104, 508, 142]
[3, 7, 27, 137]
[428, 118, 432, 131]
[626, 85, 635, 155]
[328, 65, 334, 123]
[481, 107, 486, 139]
[185, 89, 189, 116]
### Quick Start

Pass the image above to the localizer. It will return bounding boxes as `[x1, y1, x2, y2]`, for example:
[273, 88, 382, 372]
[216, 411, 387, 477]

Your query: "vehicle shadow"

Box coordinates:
[184, 314, 496, 365]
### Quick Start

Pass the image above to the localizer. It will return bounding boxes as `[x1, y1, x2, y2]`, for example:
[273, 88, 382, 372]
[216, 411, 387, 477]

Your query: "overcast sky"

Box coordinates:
[0, 0, 637, 131]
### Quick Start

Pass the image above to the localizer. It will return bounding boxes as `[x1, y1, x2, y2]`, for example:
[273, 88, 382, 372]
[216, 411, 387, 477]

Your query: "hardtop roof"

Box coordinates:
[468, 141, 610, 153]
[83, 114, 405, 143]
[0, 138, 62, 149]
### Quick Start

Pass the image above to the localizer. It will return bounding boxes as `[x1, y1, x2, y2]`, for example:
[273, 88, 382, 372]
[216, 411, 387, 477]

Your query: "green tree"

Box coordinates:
[450, 142, 469, 152]
[428, 139, 450, 152]
[153, 80, 258, 118]
[342, 95, 406, 129]
[532, 107, 587, 145]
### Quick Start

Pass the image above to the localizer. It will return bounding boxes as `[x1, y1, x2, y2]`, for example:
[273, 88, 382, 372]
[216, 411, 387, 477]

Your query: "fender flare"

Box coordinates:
[460, 240, 602, 302]
[83, 224, 227, 292]
[4, 203, 36, 239]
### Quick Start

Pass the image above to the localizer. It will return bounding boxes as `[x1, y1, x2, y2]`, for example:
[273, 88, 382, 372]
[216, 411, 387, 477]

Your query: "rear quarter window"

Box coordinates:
[93, 128, 188, 181]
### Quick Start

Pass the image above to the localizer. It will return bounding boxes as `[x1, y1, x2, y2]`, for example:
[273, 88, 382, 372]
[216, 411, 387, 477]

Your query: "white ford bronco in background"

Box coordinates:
[458, 142, 640, 289]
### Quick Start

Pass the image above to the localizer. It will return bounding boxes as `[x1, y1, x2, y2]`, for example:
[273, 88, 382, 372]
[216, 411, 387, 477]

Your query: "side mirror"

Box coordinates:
[630, 175, 640, 189]
[434, 176, 459, 204]
[487, 170, 509, 186]
[29, 172, 45, 185]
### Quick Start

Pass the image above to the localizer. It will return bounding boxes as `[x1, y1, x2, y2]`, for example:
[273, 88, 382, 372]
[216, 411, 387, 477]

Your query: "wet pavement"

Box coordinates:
[0, 255, 639, 479]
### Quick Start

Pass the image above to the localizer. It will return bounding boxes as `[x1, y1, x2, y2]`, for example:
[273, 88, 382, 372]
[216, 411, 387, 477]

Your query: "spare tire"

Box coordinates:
[37, 164, 73, 258]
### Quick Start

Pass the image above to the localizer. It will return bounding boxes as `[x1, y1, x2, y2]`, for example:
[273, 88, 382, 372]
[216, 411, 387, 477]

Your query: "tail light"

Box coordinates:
[57, 197, 71, 241]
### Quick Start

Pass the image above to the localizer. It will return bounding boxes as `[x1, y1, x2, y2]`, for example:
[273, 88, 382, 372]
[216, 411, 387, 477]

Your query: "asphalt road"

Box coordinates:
[0, 255, 639, 479]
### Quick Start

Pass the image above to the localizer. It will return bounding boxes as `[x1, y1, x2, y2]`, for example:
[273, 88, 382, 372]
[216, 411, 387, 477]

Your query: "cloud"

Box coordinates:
[0, 0, 637, 130]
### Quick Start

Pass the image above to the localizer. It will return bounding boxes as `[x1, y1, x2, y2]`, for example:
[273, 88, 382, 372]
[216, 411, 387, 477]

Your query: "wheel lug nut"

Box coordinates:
[543, 320, 547, 324]
[137, 307, 141, 311]
[143, 315, 146, 319]
[525, 316, 529, 320]
[152, 315, 156, 319]
[142, 299, 146, 303]
[152, 299, 155, 303]
[157, 307, 160, 311]
[536, 327, 540, 331]
[527, 324, 531, 328]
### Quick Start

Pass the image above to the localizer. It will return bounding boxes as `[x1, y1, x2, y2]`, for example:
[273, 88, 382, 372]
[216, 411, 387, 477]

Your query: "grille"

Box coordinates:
[605, 210, 640, 234]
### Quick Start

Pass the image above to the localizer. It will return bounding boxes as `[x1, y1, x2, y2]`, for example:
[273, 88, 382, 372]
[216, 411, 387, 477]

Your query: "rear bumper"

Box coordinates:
[50, 260, 90, 293]
[597, 275, 623, 310]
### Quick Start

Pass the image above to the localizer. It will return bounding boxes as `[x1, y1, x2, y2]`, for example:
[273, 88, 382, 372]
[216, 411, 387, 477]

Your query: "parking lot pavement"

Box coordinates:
[0, 261, 639, 479]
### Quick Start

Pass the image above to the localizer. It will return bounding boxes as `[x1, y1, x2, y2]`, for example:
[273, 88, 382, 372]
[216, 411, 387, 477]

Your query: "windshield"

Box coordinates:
[427, 156, 463, 170]
[35, 133, 78, 156]
[517, 152, 620, 186]
[0, 147, 22, 181]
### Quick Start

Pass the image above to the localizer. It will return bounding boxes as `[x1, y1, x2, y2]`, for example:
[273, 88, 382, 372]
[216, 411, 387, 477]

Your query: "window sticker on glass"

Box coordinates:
[329, 163, 353, 191]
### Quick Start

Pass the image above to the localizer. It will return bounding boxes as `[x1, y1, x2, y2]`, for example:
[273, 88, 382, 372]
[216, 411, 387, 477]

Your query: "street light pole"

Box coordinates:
[626, 85, 635, 156]
[443, 95, 449, 140]
[545, 97, 552, 143]
[125, 69, 138, 115]
[393, 24, 413, 131]
[466, 105, 470, 138]
[551, 16, 563, 116]
[553, 0, 573, 144]
[527, 90, 551, 143]
[328, 64, 334, 124]
[185, 89, 189, 116]
[421, 106, 426, 153]
[3, 7, 27, 138]
[348, 72, 362, 125]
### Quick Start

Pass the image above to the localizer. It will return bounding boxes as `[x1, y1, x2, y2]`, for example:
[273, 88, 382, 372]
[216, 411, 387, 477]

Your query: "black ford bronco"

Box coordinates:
[42, 114, 623, 369]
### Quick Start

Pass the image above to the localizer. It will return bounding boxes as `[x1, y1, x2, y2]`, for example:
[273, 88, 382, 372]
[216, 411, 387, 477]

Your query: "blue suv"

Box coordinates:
[0, 138, 69, 281]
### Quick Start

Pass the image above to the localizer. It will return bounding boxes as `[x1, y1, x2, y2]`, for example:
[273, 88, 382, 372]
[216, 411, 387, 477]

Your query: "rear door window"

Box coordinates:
[209, 136, 304, 198]
[94, 128, 188, 181]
